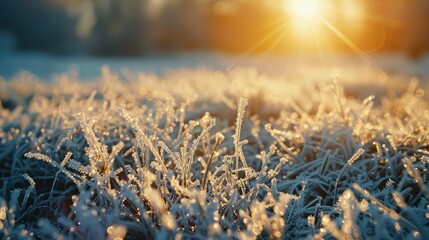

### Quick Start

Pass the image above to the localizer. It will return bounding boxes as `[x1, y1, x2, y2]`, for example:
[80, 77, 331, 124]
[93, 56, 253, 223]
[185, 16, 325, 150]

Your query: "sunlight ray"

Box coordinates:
[243, 21, 289, 54]
[227, 21, 289, 71]
[263, 27, 291, 54]
[319, 16, 390, 80]
[320, 17, 371, 64]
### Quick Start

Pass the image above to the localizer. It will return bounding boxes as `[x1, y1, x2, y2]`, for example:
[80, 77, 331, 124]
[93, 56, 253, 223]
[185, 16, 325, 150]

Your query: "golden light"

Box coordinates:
[283, 0, 329, 37]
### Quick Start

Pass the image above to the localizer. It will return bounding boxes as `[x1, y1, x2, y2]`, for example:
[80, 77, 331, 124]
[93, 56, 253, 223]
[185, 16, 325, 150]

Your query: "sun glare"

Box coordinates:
[286, 0, 321, 21]
[283, 0, 329, 37]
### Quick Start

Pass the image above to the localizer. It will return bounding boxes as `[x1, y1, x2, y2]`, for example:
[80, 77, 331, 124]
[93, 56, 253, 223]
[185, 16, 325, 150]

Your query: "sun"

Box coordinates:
[285, 0, 322, 21]
[283, 0, 329, 37]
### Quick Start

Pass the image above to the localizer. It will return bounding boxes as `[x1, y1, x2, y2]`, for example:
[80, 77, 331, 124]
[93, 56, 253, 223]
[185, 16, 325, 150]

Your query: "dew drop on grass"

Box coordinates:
[394, 222, 401, 231]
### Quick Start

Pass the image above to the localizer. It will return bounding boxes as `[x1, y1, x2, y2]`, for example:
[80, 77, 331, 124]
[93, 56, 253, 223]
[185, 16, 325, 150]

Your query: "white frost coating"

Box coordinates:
[1, 64, 428, 239]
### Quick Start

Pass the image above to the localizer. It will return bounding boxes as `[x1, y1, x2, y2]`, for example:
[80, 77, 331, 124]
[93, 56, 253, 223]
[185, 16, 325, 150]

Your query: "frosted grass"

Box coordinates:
[0, 66, 428, 239]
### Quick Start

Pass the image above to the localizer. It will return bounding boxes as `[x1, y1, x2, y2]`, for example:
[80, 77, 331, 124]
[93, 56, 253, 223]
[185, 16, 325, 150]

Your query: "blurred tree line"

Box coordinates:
[0, 0, 428, 57]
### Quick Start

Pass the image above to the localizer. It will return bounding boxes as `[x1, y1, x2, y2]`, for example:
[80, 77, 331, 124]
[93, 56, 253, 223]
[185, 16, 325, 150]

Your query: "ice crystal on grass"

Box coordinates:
[1, 66, 429, 239]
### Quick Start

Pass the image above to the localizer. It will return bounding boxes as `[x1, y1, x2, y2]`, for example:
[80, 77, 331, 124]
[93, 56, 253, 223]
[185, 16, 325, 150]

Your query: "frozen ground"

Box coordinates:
[0, 52, 428, 239]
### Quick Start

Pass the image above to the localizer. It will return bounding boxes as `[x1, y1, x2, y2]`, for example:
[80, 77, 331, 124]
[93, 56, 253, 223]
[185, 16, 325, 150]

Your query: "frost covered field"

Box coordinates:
[1, 54, 429, 239]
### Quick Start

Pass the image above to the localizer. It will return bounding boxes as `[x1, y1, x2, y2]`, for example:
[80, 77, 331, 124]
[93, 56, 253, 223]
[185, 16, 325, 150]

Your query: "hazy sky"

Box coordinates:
[0, 0, 428, 57]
